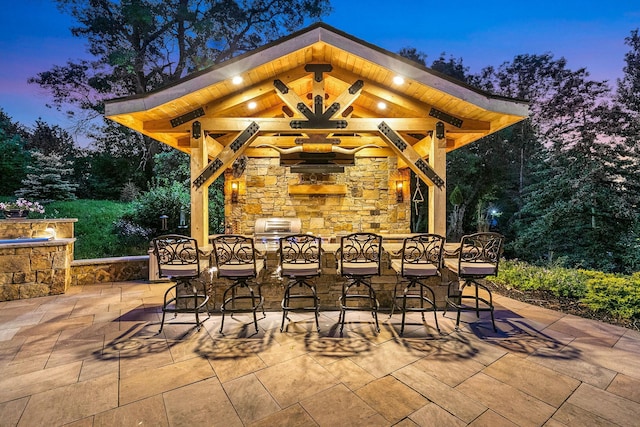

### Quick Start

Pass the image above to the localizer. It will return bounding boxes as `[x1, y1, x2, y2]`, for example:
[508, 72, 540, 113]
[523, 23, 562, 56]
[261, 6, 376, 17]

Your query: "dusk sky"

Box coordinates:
[1, 0, 640, 143]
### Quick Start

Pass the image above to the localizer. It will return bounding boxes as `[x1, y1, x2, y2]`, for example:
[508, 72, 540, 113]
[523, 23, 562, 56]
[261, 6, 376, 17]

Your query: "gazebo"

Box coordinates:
[105, 23, 528, 247]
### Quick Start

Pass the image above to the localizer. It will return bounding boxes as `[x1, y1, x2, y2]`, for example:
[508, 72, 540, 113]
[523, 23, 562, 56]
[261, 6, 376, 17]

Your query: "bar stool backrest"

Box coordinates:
[457, 232, 504, 278]
[339, 232, 382, 276]
[153, 234, 200, 280]
[279, 234, 322, 277]
[400, 234, 445, 277]
[212, 235, 259, 279]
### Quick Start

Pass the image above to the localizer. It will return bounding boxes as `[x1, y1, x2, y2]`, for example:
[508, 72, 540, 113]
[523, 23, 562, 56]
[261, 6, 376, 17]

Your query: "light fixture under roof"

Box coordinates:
[232, 75, 243, 85]
[393, 75, 405, 85]
[248, 101, 257, 110]
[377, 101, 387, 110]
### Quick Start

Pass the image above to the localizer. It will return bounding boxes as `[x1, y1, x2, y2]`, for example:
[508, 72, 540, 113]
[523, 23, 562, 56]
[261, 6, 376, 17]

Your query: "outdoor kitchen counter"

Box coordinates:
[206, 234, 454, 311]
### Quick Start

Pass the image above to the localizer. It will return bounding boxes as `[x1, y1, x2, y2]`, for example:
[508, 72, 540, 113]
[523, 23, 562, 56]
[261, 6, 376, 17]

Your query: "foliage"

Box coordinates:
[582, 273, 640, 320]
[26, 119, 77, 159]
[0, 198, 45, 213]
[0, 109, 30, 196]
[119, 181, 141, 202]
[128, 180, 191, 236]
[496, 260, 640, 321]
[112, 218, 152, 250]
[37, 199, 136, 259]
[495, 260, 591, 299]
[152, 150, 191, 186]
[16, 151, 78, 202]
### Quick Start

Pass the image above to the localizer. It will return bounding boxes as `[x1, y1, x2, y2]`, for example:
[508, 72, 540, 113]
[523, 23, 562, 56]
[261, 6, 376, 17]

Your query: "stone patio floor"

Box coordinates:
[1, 280, 639, 426]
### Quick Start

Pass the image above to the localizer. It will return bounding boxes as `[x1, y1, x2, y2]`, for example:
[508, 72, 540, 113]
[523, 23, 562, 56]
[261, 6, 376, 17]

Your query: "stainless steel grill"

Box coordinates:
[254, 217, 302, 248]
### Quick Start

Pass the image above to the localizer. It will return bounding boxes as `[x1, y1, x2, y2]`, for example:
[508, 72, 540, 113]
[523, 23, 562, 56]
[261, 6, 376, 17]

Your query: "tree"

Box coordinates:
[0, 110, 30, 196]
[27, 119, 77, 158]
[16, 151, 78, 202]
[509, 61, 640, 272]
[397, 47, 426, 66]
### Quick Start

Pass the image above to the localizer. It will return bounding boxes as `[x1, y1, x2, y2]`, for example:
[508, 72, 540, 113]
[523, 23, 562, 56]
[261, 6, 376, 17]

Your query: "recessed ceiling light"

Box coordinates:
[232, 76, 243, 85]
[377, 101, 387, 110]
[248, 101, 257, 109]
[393, 75, 405, 85]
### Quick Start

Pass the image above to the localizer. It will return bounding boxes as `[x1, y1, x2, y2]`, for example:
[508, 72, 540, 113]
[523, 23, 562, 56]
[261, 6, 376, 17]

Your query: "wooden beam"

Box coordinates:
[190, 127, 209, 247]
[428, 130, 447, 236]
[146, 117, 469, 133]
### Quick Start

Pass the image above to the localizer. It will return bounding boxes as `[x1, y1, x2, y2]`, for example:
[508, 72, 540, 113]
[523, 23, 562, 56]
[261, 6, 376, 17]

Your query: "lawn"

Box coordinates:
[40, 199, 143, 259]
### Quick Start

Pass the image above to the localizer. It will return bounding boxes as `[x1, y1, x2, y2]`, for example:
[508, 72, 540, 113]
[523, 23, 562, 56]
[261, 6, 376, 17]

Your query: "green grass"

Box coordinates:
[40, 199, 143, 259]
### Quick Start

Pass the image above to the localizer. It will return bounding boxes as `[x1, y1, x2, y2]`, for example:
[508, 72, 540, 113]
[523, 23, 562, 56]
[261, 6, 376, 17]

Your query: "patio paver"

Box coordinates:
[0, 280, 639, 426]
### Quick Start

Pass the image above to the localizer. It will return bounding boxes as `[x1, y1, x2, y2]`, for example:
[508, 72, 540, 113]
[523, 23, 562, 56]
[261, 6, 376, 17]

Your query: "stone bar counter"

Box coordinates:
[0, 218, 77, 301]
[205, 234, 454, 311]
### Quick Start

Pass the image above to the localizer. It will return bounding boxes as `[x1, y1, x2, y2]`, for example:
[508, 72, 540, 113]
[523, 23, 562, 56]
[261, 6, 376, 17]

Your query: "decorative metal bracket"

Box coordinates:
[193, 122, 259, 188]
[378, 121, 445, 188]
[170, 107, 205, 128]
[429, 108, 463, 128]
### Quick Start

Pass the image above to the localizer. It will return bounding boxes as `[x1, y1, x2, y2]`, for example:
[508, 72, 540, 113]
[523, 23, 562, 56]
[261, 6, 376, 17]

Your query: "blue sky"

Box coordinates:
[1, 0, 639, 140]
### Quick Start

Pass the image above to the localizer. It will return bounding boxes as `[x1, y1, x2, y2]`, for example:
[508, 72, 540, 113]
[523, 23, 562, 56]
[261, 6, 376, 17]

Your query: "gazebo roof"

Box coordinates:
[104, 23, 528, 160]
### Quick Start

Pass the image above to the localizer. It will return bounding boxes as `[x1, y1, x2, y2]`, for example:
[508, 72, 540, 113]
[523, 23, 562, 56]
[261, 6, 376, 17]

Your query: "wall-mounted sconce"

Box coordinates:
[231, 181, 238, 203]
[396, 181, 404, 203]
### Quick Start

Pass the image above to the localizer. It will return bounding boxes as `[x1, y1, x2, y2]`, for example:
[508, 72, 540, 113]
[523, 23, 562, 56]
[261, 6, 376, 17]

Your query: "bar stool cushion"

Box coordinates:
[218, 259, 264, 277]
[444, 259, 496, 276]
[391, 259, 438, 277]
[281, 262, 320, 277]
[339, 261, 379, 276]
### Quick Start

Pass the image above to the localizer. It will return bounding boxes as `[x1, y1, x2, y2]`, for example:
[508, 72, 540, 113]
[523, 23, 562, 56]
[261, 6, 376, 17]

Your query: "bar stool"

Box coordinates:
[336, 232, 382, 335]
[443, 232, 504, 332]
[390, 234, 444, 335]
[278, 234, 322, 332]
[152, 234, 211, 333]
[212, 235, 265, 334]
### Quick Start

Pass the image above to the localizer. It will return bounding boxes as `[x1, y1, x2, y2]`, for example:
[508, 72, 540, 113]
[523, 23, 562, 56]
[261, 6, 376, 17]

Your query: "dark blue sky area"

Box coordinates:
[1, 0, 639, 140]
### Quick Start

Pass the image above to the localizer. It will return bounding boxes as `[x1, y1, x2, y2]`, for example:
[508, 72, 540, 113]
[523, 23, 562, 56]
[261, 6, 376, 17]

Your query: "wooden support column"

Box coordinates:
[190, 121, 209, 248]
[428, 127, 447, 236]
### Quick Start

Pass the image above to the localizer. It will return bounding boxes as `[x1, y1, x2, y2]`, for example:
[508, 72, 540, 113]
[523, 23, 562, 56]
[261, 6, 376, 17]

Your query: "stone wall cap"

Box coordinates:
[72, 255, 149, 266]
[0, 218, 78, 223]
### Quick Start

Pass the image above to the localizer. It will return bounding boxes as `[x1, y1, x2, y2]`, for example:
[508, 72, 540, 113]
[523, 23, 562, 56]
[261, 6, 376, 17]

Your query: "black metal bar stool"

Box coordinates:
[278, 233, 322, 332]
[390, 234, 444, 335]
[443, 232, 504, 332]
[212, 235, 265, 334]
[336, 232, 382, 335]
[152, 234, 211, 333]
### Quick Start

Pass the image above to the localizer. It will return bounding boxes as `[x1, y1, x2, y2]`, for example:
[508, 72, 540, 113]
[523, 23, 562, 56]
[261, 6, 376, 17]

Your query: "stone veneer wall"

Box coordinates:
[71, 256, 149, 286]
[226, 156, 411, 235]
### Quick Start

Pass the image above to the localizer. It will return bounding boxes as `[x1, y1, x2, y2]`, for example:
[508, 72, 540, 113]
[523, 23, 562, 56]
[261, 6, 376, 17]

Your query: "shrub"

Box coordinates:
[495, 260, 590, 299]
[120, 181, 141, 202]
[129, 180, 191, 236]
[112, 218, 152, 249]
[496, 259, 640, 321]
[583, 274, 640, 320]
